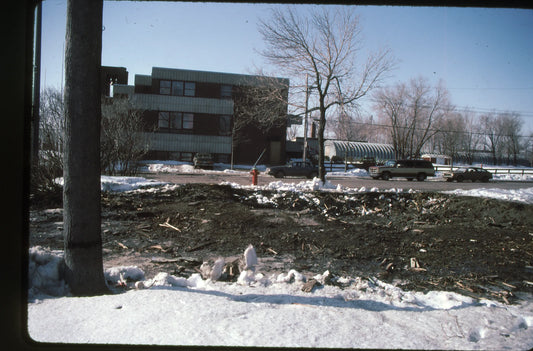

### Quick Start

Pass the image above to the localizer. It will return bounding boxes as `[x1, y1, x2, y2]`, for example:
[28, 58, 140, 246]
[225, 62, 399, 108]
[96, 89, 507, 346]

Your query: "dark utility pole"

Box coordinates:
[63, 0, 108, 296]
[31, 2, 41, 167]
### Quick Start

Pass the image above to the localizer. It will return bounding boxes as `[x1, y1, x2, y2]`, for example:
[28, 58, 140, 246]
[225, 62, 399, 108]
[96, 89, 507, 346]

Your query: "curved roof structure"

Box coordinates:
[324, 140, 395, 161]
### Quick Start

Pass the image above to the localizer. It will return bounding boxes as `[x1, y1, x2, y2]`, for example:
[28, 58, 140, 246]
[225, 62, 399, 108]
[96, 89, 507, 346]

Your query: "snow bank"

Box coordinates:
[223, 178, 418, 198]
[27, 248, 533, 349]
[28, 248, 149, 298]
[137, 160, 266, 174]
[100, 176, 167, 192]
[54, 176, 168, 193]
[443, 187, 533, 204]
[104, 266, 145, 283]
[324, 167, 369, 177]
[28, 246, 69, 297]
[493, 173, 533, 182]
[96, 173, 533, 205]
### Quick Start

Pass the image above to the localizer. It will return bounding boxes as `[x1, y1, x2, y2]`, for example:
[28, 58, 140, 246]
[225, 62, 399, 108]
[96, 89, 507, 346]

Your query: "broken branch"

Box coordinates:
[159, 217, 181, 232]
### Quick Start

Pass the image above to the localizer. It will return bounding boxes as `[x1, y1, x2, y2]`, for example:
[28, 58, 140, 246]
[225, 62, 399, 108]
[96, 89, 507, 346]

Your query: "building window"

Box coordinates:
[158, 111, 170, 128]
[171, 81, 184, 96]
[158, 111, 194, 131]
[184, 82, 196, 97]
[221, 85, 232, 99]
[159, 80, 196, 97]
[170, 112, 182, 129]
[159, 80, 171, 95]
[219, 115, 232, 136]
[183, 113, 194, 129]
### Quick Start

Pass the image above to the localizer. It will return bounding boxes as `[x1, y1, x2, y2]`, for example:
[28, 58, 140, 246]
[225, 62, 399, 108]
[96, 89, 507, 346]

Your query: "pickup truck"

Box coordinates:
[266, 160, 318, 179]
[369, 159, 435, 181]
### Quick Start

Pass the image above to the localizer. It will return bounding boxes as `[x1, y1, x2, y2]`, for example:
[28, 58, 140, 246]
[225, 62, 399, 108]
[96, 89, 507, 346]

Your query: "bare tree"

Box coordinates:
[480, 112, 504, 165]
[63, 0, 108, 296]
[374, 77, 452, 159]
[39, 88, 65, 155]
[329, 106, 375, 142]
[433, 112, 465, 166]
[101, 97, 149, 176]
[32, 87, 65, 193]
[458, 111, 483, 165]
[526, 133, 533, 167]
[480, 112, 524, 165]
[499, 112, 523, 165]
[258, 6, 395, 181]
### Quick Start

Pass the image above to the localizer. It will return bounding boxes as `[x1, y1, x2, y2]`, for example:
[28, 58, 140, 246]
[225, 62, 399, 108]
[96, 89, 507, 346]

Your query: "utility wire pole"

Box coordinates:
[31, 2, 42, 167]
[303, 74, 309, 163]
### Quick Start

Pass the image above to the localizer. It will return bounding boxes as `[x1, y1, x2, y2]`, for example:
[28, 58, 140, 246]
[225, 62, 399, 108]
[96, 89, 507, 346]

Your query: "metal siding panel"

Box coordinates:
[134, 75, 152, 86]
[146, 132, 231, 154]
[151, 66, 288, 87]
[112, 84, 134, 95]
[132, 94, 233, 114]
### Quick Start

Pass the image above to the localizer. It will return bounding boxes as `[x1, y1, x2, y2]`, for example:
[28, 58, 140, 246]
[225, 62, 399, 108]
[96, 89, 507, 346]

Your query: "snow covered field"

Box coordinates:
[27, 164, 533, 349]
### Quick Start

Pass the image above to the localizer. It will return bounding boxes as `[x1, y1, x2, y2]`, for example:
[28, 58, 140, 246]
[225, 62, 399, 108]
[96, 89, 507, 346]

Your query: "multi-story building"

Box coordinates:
[112, 67, 289, 165]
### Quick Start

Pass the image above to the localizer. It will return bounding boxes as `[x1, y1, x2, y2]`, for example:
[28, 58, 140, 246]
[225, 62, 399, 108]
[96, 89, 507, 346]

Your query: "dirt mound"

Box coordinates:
[29, 183, 533, 303]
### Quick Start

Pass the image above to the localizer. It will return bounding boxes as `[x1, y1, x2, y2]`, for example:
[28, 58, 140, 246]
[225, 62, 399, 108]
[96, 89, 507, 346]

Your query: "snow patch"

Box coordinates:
[104, 266, 145, 283]
[27, 246, 533, 349]
[443, 187, 533, 204]
[28, 246, 68, 298]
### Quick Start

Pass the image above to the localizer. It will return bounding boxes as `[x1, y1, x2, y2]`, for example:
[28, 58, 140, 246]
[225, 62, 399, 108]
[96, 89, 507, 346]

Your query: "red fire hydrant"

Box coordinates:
[250, 167, 259, 186]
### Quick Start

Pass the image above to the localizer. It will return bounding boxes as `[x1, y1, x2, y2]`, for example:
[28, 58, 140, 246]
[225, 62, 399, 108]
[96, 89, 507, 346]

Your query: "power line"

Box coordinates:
[449, 87, 533, 91]
[357, 97, 533, 118]
[452, 105, 533, 118]
[343, 120, 533, 140]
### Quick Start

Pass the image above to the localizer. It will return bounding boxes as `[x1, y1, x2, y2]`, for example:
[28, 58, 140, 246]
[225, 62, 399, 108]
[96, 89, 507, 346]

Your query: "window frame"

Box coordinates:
[157, 110, 194, 132]
[171, 81, 184, 96]
[159, 80, 171, 95]
[220, 84, 232, 99]
[158, 111, 170, 128]
[184, 82, 196, 97]
[219, 114, 232, 136]
[159, 79, 196, 97]
[182, 113, 194, 130]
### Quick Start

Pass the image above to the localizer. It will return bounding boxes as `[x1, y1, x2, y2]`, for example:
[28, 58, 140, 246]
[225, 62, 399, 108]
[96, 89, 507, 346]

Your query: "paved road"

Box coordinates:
[143, 172, 533, 192]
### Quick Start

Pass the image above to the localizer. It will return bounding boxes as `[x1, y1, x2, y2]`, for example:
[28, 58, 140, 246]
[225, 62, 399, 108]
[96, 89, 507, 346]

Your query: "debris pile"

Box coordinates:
[29, 183, 533, 304]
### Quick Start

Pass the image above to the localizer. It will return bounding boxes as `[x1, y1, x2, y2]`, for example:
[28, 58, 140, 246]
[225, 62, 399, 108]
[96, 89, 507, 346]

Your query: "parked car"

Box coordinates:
[266, 160, 318, 179]
[193, 153, 214, 170]
[442, 167, 492, 182]
[369, 159, 435, 181]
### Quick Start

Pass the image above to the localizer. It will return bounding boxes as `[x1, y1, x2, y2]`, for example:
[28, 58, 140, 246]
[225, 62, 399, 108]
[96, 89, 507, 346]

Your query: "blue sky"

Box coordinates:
[40, 1, 533, 132]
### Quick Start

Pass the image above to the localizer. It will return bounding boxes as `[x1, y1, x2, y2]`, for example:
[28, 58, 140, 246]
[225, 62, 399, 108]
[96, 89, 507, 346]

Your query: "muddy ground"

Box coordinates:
[29, 184, 533, 303]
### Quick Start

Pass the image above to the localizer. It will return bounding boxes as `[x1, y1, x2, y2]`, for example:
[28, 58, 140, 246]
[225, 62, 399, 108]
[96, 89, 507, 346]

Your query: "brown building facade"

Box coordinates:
[112, 67, 288, 165]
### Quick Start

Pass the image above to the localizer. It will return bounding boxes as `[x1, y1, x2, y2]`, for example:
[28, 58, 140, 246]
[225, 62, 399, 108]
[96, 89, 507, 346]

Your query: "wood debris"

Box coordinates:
[301, 278, 320, 293]
[266, 247, 278, 255]
[136, 223, 151, 231]
[151, 257, 179, 264]
[147, 244, 170, 252]
[158, 217, 181, 232]
[409, 257, 426, 272]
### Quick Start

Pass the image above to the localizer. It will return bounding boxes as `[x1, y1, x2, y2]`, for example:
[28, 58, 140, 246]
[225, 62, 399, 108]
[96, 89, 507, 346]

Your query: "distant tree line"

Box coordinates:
[329, 76, 532, 166]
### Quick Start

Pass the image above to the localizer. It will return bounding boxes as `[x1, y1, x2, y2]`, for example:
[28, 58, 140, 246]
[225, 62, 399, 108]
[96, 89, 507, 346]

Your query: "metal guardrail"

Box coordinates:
[433, 166, 533, 175]
[325, 162, 533, 176]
